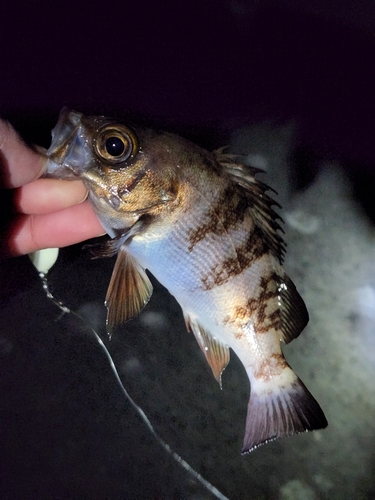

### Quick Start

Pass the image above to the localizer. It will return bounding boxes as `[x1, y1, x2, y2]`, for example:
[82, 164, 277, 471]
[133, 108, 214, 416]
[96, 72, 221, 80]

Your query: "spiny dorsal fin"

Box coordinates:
[105, 247, 153, 337]
[184, 314, 230, 388]
[214, 151, 286, 263]
[279, 274, 309, 344]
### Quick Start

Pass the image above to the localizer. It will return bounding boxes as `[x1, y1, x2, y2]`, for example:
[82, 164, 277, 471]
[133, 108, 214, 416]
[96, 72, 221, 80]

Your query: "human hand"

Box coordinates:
[0, 118, 105, 257]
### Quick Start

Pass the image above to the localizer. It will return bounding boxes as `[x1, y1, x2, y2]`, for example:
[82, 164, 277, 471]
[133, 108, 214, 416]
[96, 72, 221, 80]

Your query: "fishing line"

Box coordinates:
[38, 271, 229, 500]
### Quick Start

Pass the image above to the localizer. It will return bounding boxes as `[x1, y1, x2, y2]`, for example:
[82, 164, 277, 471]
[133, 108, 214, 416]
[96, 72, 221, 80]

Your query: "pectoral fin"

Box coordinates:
[184, 314, 230, 388]
[84, 220, 146, 259]
[105, 247, 153, 336]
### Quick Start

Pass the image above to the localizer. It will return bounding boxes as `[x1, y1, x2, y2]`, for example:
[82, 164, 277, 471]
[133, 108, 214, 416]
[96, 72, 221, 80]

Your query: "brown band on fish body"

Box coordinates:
[254, 353, 288, 381]
[200, 255, 240, 291]
[187, 184, 250, 252]
[220, 274, 281, 335]
[199, 225, 269, 291]
[187, 208, 222, 252]
[237, 226, 269, 267]
[222, 307, 249, 337]
[187, 205, 226, 253]
[247, 274, 283, 334]
[233, 305, 248, 321]
[219, 186, 250, 231]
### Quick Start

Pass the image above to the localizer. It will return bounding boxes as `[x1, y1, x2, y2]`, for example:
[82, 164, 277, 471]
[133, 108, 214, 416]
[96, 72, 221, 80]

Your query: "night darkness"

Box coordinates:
[1, 1, 375, 166]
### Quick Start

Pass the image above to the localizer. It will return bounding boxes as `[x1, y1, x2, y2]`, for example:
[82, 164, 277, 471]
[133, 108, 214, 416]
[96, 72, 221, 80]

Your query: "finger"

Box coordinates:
[4, 200, 106, 257]
[0, 119, 47, 188]
[16, 179, 88, 215]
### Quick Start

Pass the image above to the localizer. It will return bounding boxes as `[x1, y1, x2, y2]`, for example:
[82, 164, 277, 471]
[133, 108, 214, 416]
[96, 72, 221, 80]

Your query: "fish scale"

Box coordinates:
[45, 108, 327, 453]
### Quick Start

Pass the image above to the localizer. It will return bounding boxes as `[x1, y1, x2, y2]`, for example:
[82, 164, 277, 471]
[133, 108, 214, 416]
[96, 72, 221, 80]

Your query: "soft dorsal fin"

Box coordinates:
[184, 314, 230, 388]
[279, 274, 309, 344]
[105, 247, 153, 336]
[214, 150, 286, 263]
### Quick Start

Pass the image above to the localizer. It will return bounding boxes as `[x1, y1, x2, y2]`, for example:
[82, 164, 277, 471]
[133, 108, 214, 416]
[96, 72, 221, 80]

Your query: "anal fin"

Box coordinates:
[184, 314, 230, 388]
[105, 247, 153, 336]
[242, 366, 327, 453]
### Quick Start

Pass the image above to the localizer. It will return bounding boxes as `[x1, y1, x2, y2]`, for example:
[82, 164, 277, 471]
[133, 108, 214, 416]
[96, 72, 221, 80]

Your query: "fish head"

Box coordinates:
[46, 108, 181, 236]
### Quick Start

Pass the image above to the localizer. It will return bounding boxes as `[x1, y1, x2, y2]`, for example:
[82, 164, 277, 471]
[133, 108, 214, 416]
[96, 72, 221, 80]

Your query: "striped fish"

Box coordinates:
[45, 108, 327, 453]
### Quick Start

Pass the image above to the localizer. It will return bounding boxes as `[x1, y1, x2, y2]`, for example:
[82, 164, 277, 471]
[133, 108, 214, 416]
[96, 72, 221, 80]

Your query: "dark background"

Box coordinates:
[1, 1, 375, 499]
[1, 0, 375, 164]
[2, 0, 375, 217]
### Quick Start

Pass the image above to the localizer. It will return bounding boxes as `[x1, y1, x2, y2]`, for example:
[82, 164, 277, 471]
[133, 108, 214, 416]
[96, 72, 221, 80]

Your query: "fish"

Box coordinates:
[45, 108, 327, 453]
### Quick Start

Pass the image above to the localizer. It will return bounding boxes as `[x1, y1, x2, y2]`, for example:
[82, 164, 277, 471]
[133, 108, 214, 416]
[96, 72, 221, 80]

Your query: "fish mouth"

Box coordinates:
[44, 158, 80, 180]
[47, 108, 83, 156]
[45, 108, 93, 180]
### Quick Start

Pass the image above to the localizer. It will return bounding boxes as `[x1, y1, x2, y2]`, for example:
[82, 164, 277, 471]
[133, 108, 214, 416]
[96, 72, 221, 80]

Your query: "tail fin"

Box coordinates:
[242, 367, 327, 454]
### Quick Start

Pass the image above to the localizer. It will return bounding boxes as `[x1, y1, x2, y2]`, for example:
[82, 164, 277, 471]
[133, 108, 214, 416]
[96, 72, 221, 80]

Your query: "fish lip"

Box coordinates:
[80, 170, 123, 212]
[45, 108, 95, 179]
[44, 158, 81, 180]
[46, 108, 83, 156]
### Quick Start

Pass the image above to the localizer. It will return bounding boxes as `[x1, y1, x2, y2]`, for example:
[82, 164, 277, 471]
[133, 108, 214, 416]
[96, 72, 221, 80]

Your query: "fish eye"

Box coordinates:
[94, 124, 138, 165]
[105, 136, 125, 157]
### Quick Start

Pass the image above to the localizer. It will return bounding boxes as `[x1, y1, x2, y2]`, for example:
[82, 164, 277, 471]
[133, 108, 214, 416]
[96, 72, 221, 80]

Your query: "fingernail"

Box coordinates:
[78, 189, 89, 204]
